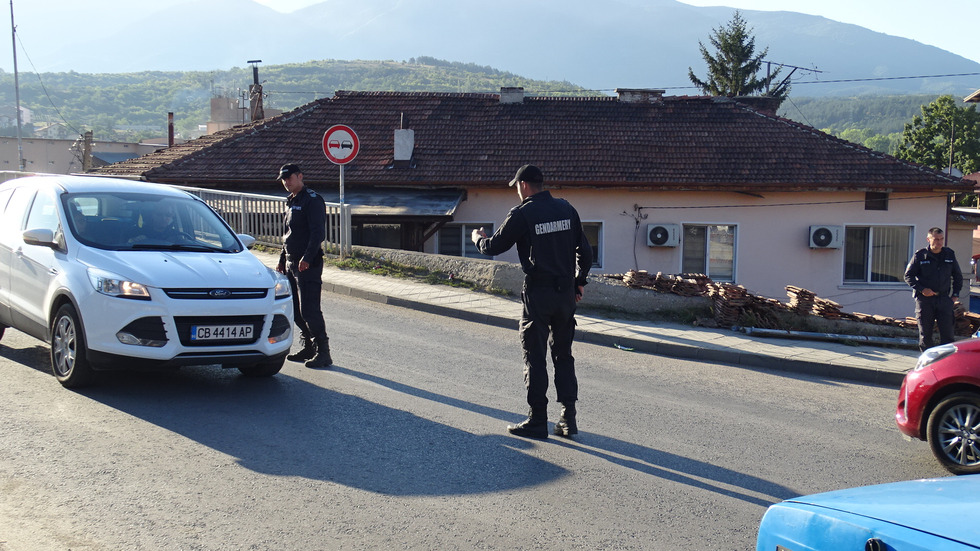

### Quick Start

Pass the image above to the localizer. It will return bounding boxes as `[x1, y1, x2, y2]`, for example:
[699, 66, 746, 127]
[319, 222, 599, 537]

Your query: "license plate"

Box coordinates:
[190, 324, 253, 341]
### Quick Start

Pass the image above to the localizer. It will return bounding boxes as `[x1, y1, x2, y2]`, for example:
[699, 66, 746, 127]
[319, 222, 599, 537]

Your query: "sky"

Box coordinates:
[250, 0, 979, 65]
[672, 0, 978, 65]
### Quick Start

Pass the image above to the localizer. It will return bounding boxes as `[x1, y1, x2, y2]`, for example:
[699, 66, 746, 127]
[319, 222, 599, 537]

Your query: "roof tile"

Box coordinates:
[95, 91, 969, 193]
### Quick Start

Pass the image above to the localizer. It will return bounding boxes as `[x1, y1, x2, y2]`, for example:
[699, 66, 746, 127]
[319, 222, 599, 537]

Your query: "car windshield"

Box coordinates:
[62, 192, 243, 252]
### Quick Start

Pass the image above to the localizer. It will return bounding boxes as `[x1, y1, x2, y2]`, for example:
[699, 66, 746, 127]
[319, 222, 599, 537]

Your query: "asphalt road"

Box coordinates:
[0, 292, 948, 550]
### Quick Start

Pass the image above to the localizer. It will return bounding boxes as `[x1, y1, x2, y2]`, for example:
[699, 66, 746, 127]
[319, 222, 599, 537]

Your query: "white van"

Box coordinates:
[0, 175, 293, 387]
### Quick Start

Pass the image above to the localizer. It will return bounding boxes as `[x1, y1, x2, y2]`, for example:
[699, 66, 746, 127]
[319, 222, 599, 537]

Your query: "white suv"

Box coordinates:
[0, 175, 293, 387]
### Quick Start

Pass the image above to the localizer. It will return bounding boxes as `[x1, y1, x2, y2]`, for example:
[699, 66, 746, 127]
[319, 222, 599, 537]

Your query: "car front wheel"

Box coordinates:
[51, 303, 94, 388]
[927, 392, 980, 475]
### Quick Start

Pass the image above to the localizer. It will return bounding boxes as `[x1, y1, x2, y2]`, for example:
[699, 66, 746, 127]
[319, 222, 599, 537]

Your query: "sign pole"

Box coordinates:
[339, 164, 346, 258]
[339, 164, 345, 206]
[323, 124, 359, 259]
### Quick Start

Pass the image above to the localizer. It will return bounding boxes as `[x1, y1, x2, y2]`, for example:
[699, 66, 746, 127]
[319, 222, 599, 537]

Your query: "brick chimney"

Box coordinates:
[615, 88, 665, 103]
[733, 96, 783, 117]
[500, 87, 525, 104]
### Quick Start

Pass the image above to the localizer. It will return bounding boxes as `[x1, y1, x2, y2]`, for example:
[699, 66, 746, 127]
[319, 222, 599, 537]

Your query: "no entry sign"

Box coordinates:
[322, 124, 359, 165]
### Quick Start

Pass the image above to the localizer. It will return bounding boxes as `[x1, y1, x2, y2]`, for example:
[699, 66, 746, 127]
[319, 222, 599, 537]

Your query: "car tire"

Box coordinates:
[51, 303, 94, 388]
[926, 392, 980, 475]
[237, 357, 284, 378]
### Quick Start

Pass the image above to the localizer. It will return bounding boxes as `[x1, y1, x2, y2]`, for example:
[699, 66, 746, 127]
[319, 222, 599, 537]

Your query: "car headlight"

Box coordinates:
[914, 343, 956, 371]
[88, 268, 151, 300]
[271, 268, 291, 299]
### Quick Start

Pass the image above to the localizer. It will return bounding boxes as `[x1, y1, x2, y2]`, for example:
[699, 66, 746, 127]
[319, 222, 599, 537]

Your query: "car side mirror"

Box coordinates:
[22, 228, 59, 249]
[237, 234, 256, 250]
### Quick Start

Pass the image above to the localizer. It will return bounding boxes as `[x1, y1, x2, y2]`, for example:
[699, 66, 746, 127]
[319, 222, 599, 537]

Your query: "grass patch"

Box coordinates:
[326, 253, 489, 293]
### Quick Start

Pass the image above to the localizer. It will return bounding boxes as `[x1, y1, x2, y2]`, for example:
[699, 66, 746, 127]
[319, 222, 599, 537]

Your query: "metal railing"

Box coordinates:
[172, 185, 351, 256]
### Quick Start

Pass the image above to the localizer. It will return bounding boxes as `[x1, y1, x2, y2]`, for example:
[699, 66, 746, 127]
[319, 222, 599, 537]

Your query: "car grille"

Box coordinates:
[163, 288, 268, 300]
[173, 315, 264, 346]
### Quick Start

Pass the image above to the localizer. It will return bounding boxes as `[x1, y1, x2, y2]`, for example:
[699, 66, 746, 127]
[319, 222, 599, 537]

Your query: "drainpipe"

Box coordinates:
[738, 326, 918, 349]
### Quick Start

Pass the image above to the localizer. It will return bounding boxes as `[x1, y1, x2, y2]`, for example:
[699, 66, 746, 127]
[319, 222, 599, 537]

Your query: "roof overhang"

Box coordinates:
[318, 186, 465, 220]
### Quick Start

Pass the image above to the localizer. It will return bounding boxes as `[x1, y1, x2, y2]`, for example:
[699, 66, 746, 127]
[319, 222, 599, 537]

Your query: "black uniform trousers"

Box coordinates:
[286, 257, 328, 342]
[915, 294, 954, 351]
[519, 282, 578, 410]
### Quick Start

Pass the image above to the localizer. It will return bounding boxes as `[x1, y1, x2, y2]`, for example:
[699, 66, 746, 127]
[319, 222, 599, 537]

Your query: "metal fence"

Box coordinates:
[172, 185, 352, 256]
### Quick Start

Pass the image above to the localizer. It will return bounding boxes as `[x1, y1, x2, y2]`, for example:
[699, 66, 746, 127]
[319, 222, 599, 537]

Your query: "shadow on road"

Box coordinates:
[339, 366, 798, 506]
[72, 365, 567, 497]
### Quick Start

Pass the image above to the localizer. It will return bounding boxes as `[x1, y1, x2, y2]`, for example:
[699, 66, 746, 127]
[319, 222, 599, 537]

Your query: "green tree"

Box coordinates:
[896, 95, 980, 176]
[688, 11, 787, 100]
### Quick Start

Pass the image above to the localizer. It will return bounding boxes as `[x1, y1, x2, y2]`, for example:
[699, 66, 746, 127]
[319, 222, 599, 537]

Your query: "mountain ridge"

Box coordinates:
[8, 0, 978, 98]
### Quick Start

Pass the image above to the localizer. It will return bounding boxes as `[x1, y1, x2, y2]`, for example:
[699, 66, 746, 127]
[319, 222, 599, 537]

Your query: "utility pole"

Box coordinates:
[9, 0, 24, 171]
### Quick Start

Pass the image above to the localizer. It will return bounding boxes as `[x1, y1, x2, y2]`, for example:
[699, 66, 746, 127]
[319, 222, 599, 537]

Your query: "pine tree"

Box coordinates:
[688, 11, 787, 100]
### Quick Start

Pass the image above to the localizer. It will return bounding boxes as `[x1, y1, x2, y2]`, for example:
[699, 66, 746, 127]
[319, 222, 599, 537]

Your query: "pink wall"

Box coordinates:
[444, 188, 963, 319]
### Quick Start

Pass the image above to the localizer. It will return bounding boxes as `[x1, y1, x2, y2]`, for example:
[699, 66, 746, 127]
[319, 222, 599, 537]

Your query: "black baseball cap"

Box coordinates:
[278, 163, 302, 180]
[508, 164, 544, 186]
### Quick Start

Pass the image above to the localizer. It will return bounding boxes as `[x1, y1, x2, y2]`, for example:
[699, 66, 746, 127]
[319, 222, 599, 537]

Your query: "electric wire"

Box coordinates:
[14, 31, 82, 136]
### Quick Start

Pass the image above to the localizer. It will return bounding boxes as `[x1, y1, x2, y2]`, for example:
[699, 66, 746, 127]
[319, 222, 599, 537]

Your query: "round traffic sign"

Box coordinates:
[322, 124, 359, 165]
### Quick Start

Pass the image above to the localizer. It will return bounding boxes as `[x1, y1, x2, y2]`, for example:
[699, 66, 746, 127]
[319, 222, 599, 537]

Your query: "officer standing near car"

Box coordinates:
[904, 227, 964, 352]
[275, 163, 333, 368]
[471, 164, 592, 439]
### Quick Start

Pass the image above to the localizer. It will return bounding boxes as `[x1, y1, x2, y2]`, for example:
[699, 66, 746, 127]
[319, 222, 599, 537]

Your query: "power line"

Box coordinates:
[14, 32, 82, 136]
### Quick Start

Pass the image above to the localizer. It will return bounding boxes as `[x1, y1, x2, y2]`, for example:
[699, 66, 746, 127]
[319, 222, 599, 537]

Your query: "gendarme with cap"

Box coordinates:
[508, 164, 544, 187]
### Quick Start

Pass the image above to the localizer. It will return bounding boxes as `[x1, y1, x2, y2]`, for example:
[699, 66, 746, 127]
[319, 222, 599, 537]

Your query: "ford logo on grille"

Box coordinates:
[209, 289, 232, 298]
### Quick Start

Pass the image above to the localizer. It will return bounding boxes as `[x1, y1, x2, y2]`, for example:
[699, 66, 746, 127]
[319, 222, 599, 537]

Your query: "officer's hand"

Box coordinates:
[922, 288, 936, 297]
[298, 260, 309, 272]
[471, 227, 487, 244]
[275, 262, 286, 274]
[575, 285, 584, 303]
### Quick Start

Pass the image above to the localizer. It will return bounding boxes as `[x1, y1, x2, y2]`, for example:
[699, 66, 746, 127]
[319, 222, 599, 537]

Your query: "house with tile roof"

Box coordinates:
[93, 88, 972, 318]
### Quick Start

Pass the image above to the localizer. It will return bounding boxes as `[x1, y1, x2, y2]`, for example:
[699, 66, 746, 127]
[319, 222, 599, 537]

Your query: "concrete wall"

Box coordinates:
[351, 245, 712, 317]
[0, 138, 160, 174]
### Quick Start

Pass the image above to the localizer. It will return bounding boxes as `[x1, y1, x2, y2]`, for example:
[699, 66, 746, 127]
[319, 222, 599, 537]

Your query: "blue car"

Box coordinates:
[757, 476, 980, 550]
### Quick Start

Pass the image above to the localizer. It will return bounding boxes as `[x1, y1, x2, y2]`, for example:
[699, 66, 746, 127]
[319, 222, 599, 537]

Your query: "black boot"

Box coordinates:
[554, 403, 577, 437]
[287, 336, 316, 362]
[305, 337, 333, 368]
[507, 407, 548, 439]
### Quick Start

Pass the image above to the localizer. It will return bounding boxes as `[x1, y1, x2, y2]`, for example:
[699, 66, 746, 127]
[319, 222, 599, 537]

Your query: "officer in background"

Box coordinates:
[275, 163, 333, 368]
[904, 227, 964, 352]
[472, 164, 592, 439]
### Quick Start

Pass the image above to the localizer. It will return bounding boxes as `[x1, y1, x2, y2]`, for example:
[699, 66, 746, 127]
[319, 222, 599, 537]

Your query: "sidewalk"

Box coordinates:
[257, 253, 920, 387]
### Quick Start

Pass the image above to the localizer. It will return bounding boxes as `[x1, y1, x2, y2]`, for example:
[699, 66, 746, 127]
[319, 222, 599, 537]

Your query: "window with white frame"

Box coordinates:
[582, 221, 602, 268]
[682, 224, 736, 282]
[843, 225, 912, 283]
[437, 223, 494, 259]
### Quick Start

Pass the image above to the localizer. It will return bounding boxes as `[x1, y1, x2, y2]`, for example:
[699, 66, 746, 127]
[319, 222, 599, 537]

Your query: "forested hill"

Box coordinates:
[0, 57, 964, 155]
[0, 58, 587, 142]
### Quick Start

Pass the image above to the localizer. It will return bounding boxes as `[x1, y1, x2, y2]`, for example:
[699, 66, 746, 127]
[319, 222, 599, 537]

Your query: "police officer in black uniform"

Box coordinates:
[275, 164, 332, 368]
[904, 227, 964, 352]
[472, 164, 592, 439]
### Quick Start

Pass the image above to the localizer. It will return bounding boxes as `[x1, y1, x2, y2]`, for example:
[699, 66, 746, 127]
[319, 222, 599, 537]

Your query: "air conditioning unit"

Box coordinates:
[809, 225, 843, 249]
[646, 224, 680, 247]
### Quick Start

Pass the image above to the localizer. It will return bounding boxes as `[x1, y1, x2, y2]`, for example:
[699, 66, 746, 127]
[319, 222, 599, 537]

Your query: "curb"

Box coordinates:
[322, 280, 908, 388]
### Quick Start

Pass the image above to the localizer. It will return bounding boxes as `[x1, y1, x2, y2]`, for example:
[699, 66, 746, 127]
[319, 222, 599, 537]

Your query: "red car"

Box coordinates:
[896, 339, 980, 474]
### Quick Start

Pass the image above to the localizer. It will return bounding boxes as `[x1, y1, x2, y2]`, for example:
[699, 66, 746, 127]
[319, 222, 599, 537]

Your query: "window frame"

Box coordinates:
[842, 224, 913, 284]
[436, 222, 495, 259]
[681, 223, 737, 282]
[582, 220, 603, 269]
